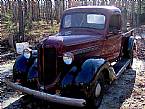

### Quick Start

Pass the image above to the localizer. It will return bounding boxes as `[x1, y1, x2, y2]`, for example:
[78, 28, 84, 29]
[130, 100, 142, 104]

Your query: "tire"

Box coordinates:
[13, 64, 18, 82]
[123, 38, 134, 69]
[129, 51, 133, 68]
[13, 63, 27, 85]
[87, 73, 104, 108]
[126, 49, 133, 69]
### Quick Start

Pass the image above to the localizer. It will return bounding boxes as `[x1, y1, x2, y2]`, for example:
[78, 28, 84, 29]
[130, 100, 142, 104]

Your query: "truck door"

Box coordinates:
[102, 14, 122, 60]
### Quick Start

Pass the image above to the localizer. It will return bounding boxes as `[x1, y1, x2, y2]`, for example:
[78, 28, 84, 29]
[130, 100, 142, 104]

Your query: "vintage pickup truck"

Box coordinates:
[5, 6, 135, 108]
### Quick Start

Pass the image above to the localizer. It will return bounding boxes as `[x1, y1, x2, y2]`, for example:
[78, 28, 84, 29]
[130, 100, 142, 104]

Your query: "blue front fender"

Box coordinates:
[13, 55, 38, 81]
[27, 59, 38, 80]
[61, 58, 107, 87]
[14, 55, 30, 73]
[75, 58, 106, 84]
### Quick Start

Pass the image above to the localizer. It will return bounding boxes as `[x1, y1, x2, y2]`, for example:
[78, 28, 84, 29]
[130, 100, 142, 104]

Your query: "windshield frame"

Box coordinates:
[61, 12, 106, 30]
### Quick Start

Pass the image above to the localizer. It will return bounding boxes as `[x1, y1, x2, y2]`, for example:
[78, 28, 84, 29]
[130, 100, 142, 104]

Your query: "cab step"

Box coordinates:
[113, 58, 131, 78]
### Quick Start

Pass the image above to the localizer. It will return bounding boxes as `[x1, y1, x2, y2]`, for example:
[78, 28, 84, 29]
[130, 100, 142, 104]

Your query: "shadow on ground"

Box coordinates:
[99, 69, 136, 109]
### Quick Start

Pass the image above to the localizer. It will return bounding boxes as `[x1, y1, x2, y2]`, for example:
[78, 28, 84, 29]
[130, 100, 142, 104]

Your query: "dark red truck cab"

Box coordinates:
[5, 6, 134, 108]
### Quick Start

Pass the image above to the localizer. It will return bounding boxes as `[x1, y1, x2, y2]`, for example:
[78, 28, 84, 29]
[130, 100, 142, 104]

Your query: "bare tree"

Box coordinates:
[54, 0, 60, 23]
[1, 0, 5, 16]
[36, 0, 40, 20]
[17, 0, 24, 41]
[12, 0, 17, 23]
[92, 0, 96, 5]
[101, 0, 105, 5]
[109, 0, 116, 6]
[23, 0, 27, 19]
[7, 0, 11, 10]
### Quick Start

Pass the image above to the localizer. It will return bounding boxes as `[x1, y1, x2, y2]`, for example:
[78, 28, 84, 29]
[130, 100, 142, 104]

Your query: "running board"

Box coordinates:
[113, 58, 131, 79]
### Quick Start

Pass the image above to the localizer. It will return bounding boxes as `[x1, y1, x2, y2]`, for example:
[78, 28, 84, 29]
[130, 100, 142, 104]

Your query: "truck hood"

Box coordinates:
[41, 34, 104, 47]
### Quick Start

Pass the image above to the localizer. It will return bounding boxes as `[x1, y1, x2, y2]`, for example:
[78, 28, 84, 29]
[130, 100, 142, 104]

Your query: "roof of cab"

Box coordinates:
[64, 6, 121, 14]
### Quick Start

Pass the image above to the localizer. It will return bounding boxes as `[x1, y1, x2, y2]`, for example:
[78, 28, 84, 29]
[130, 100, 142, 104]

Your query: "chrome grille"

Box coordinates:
[38, 47, 57, 85]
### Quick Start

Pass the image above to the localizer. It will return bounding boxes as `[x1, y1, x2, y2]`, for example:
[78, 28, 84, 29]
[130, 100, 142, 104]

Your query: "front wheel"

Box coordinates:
[87, 74, 104, 108]
[13, 63, 27, 85]
[93, 82, 104, 107]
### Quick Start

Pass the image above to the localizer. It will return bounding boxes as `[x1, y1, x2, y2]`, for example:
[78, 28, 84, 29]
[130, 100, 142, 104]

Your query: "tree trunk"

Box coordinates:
[62, 0, 65, 10]
[12, 0, 17, 24]
[45, 0, 49, 24]
[118, 0, 121, 8]
[17, 0, 24, 42]
[55, 0, 60, 23]
[23, 0, 27, 18]
[122, 0, 128, 32]
[84, 0, 87, 6]
[31, 0, 35, 21]
[7, 0, 11, 10]
[68, 0, 71, 8]
[101, 0, 106, 5]
[37, 0, 40, 20]
[41, 0, 45, 19]
[4, 0, 8, 12]
[138, 0, 141, 26]
[93, 0, 96, 5]
[27, 0, 32, 29]
[109, 0, 116, 6]
[131, 0, 136, 27]
[1, 0, 5, 16]
[49, 0, 53, 26]
[97, 0, 100, 6]
[105, 0, 108, 5]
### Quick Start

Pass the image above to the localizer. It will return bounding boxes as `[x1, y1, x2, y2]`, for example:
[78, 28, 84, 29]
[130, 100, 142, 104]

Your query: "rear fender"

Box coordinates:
[128, 36, 134, 51]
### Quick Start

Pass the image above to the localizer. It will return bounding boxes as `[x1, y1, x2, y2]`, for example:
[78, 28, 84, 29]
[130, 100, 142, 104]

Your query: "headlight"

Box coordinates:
[63, 52, 74, 65]
[23, 48, 31, 59]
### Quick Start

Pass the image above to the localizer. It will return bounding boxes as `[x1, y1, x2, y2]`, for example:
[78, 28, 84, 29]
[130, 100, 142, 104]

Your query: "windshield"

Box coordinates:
[62, 13, 106, 29]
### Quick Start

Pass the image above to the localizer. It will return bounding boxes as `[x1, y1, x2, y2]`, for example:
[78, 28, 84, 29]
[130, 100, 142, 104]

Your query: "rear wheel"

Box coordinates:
[123, 38, 134, 69]
[127, 49, 133, 68]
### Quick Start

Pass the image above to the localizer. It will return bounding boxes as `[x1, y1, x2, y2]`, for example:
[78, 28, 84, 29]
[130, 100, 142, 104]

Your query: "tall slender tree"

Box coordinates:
[17, 0, 24, 42]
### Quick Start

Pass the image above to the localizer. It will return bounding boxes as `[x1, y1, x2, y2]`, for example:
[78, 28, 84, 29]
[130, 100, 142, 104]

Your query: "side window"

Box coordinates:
[109, 14, 121, 32]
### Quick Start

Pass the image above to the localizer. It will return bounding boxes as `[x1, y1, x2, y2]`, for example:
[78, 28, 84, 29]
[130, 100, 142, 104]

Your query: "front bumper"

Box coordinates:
[4, 80, 86, 107]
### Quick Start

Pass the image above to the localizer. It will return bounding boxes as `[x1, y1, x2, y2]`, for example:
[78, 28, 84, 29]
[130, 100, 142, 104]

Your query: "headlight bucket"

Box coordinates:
[63, 52, 74, 65]
[23, 48, 32, 59]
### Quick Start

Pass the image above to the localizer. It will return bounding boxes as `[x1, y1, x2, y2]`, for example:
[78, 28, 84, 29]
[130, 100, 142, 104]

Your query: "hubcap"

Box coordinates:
[95, 83, 101, 97]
